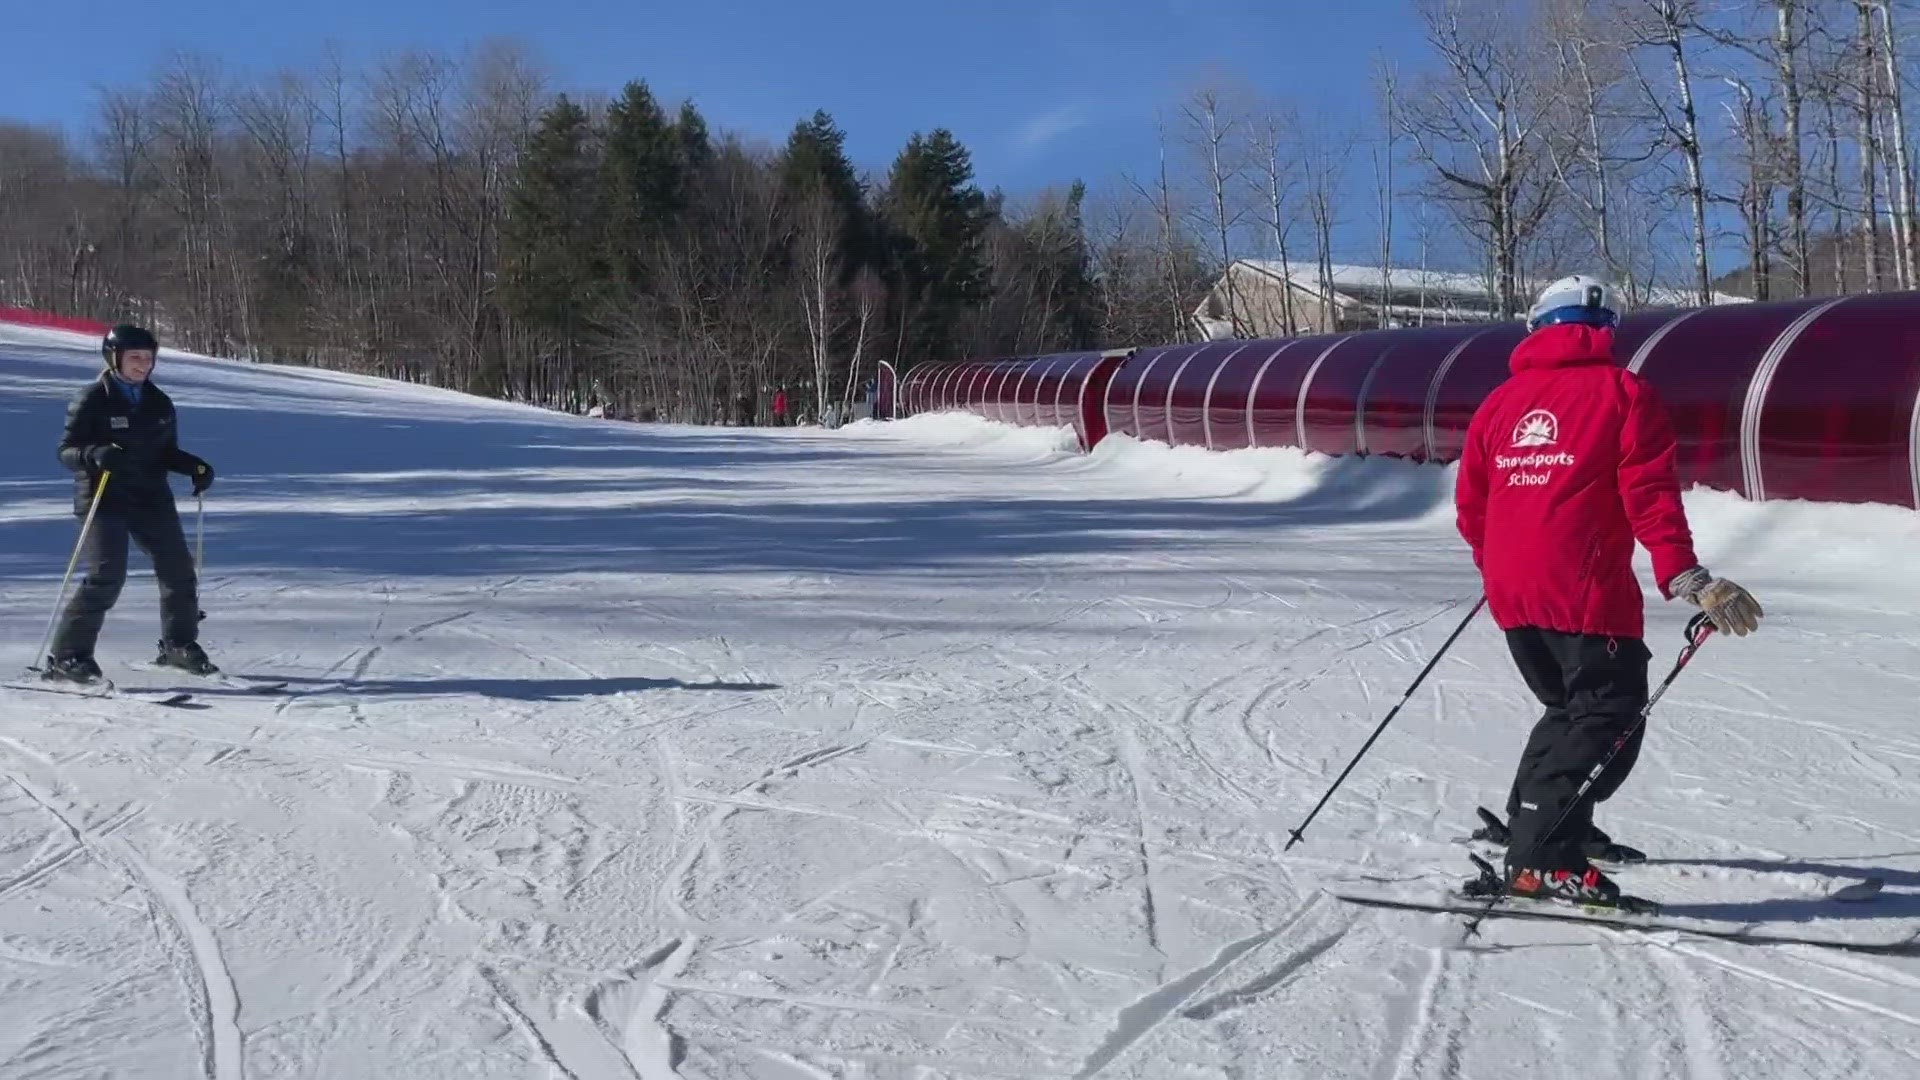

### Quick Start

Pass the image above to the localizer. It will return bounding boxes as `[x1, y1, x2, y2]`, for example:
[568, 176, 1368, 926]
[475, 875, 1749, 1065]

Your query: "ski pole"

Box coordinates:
[30, 471, 110, 673]
[1284, 594, 1486, 851]
[195, 492, 207, 623]
[1534, 611, 1716, 859]
[1461, 611, 1717, 935]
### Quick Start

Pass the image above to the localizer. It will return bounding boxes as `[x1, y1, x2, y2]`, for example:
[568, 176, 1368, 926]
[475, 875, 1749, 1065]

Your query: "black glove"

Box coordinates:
[189, 460, 215, 495]
[88, 444, 131, 472]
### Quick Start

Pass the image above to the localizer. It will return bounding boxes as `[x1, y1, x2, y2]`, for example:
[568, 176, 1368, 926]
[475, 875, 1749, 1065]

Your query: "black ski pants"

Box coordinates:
[48, 501, 199, 659]
[1501, 626, 1651, 871]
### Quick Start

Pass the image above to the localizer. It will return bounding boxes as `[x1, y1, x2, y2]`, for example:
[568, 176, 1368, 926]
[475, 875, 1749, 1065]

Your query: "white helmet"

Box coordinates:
[1526, 274, 1621, 331]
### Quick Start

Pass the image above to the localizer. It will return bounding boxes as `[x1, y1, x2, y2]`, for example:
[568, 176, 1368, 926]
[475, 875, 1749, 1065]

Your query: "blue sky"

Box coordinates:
[5, 1, 1437, 260]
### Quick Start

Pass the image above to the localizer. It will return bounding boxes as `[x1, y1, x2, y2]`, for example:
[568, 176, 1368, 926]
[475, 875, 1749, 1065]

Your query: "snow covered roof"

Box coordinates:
[1226, 259, 1749, 310]
[1640, 284, 1752, 307]
[1233, 260, 1491, 299]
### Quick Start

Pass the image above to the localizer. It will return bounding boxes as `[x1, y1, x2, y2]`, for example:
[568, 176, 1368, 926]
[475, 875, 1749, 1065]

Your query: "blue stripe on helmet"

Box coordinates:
[1528, 304, 1619, 331]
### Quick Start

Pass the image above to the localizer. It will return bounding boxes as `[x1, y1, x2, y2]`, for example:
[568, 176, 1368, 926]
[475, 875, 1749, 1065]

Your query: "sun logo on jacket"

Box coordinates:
[1511, 409, 1558, 447]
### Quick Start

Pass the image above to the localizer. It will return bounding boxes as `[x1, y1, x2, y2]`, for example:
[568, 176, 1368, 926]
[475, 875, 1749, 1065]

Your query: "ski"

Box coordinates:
[1328, 855, 1907, 954]
[130, 664, 288, 693]
[2, 677, 194, 708]
[1330, 884, 1909, 952]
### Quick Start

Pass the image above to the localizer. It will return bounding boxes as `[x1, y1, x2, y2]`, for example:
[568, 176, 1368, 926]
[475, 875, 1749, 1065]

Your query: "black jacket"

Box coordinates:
[57, 373, 206, 514]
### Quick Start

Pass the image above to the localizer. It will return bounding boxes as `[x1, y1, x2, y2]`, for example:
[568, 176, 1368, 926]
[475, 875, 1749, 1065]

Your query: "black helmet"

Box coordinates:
[102, 323, 159, 372]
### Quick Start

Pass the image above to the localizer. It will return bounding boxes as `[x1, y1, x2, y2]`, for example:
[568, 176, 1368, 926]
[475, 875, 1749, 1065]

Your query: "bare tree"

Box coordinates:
[1126, 113, 1196, 342]
[463, 38, 544, 368]
[1085, 190, 1158, 344]
[1855, 0, 1885, 289]
[667, 140, 799, 422]
[1700, 0, 1820, 298]
[146, 53, 237, 352]
[317, 44, 377, 361]
[1374, 55, 1399, 327]
[93, 89, 149, 304]
[1, 125, 95, 313]
[1869, 1, 1916, 286]
[1540, 0, 1664, 292]
[792, 178, 845, 419]
[1625, 0, 1715, 305]
[1415, 199, 1434, 322]
[1180, 83, 1249, 336]
[1245, 104, 1303, 333]
[983, 188, 1093, 355]
[1873, 87, 1909, 286]
[1814, 55, 1855, 293]
[840, 266, 885, 413]
[232, 70, 321, 350]
[1302, 132, 1350, 329]
[1717, 75, 1781, 299]
[1399, 0, 1562, 318]
[1777, 0, 1814, 295]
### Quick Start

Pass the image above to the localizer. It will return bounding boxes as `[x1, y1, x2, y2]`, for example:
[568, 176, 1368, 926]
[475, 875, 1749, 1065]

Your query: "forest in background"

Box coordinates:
[4, 0, 1918, 423]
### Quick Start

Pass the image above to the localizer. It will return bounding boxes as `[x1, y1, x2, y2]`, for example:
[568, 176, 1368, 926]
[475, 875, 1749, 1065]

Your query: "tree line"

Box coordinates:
[5, 1, 1920, 422]
[1181, 0, 1920, 338]
[0, 42, 1210, 423]
[1390, 0, 1920, 317]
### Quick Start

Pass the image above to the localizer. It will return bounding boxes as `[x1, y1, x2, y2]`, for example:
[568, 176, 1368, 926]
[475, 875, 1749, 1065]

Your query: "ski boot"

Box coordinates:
[41, 653, 103, 684]
[1580, 821, 1646, 864]
[1464, 852, 1658, 914]
[154, 640, 219, 677]
[1471, 806, 1646, 864]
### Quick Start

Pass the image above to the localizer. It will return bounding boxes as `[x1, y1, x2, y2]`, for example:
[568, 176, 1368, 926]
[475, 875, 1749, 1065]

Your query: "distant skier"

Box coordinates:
[1453, 275, 1763, 907]
[43, 324, 219, 682]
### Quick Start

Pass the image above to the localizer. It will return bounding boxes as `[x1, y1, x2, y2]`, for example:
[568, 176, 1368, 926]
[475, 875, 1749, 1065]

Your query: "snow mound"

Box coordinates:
[881, 414, 1920, 614]
[839, 409, 1084, 457]
[1671, 484, 1920, 610]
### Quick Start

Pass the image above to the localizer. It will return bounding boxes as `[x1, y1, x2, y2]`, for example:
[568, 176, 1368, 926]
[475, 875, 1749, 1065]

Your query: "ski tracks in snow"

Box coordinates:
[630, 736, 879, 1071]
[0, 743, 244, 1080]
[1647, 946, 1732, 1080]
[1369, 946, 1447, 1080]
[1069, 893, 1358, 1077]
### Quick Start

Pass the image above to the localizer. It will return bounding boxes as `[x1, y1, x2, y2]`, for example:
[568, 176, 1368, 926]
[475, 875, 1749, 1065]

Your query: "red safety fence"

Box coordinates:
[0, 307, 110, 335]
[898, 293, 1920, 511]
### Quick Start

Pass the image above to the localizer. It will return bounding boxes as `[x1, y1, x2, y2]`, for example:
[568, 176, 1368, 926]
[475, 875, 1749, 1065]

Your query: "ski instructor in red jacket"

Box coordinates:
[1454, 275, 1763, 908]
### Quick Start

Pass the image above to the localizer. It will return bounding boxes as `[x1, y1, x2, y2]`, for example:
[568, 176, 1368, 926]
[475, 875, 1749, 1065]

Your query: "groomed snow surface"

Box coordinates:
[2, 321, 1918, 1079]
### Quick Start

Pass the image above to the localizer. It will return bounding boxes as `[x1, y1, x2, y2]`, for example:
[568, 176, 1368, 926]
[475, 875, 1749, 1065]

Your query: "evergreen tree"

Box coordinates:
[878, 128, 991, 363]
[675, 101, 713, 181]
[501, 94, 602, 359]
[600, 81, 688, 290]
[778, 109, 869, 271]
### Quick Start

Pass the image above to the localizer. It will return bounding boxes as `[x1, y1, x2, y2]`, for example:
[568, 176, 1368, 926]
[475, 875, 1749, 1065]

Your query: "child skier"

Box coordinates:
[43, 324, 219, 681]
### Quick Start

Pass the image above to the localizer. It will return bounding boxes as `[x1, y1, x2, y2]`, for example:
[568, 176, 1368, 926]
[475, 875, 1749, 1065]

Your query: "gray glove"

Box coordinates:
[1668, 566, 1763, 636]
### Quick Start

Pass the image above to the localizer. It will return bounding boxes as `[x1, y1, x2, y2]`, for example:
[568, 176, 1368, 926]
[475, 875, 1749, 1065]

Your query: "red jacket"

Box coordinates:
[1454, 324, 1698, 640]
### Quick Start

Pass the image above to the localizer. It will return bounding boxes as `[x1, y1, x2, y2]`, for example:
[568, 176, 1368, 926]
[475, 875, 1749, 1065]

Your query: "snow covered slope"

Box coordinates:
[2, 323, 1918, 1078]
